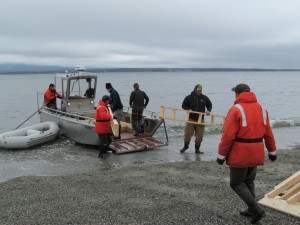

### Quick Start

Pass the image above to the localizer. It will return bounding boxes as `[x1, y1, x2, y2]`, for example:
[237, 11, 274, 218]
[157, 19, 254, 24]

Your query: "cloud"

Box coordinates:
[1, 0, 300, 68]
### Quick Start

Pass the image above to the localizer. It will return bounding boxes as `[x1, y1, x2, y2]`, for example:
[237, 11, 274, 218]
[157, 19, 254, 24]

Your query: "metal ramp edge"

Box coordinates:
[109, 137, 167, 154]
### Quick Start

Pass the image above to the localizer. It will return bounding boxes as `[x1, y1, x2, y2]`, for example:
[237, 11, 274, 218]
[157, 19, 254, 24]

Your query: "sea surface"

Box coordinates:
[0, 71, 300, 182]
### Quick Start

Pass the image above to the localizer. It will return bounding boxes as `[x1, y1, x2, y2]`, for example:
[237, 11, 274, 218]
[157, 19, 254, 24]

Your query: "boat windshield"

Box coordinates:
[69, 78, 96, 99]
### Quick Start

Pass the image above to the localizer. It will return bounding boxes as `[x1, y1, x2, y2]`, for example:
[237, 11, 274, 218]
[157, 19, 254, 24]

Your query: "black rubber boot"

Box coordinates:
[239, 208, 255, 217]
[251, 206, 266, 224]
[98, 145, 107, 158]
[180, 142, 189, 153]
[233, 184, 265, 224]
[195, 143, 204, 154]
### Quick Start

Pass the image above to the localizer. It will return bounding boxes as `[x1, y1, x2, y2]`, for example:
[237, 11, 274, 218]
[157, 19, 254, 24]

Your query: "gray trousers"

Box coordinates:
[230, 167, 258, 209]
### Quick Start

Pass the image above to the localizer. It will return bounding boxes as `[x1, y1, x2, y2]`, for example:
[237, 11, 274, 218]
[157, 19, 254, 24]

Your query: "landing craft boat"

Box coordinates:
[0, 121, 59, 149]
[38, 67, 168, 154]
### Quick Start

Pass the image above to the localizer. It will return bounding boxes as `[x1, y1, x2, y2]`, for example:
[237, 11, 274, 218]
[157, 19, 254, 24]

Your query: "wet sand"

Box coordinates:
[0, 148, 299, 225]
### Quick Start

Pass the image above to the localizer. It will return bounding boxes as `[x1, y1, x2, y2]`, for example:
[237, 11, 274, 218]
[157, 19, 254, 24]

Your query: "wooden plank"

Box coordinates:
[267, 171, 300, 198]
[120, 121, 132, 129]
[258, 170, 300, 219]
[159, 106, 225, 127]
[281, 182, 300, 200]
[110, 119, 119, 137]
[259, 197, 300, 218]
[287, 192, 300, 205]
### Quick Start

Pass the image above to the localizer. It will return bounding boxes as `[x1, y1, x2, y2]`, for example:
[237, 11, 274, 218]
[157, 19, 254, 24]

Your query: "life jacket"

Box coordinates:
[44, 88, 62, 109]
[95, 100, 112, 134]
[218, 92, 276, 168]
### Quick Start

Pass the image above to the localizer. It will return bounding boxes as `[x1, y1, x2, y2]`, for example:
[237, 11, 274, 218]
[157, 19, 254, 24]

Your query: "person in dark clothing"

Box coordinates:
[129, 83, 149, 136]
[106, 83, 123, 138]
[44, 83, 62, 109]
[84, 88, 95, 98]
[180, 84, 212, 154]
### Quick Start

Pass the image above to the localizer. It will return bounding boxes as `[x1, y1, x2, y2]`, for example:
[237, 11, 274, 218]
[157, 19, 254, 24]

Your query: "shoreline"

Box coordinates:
[0, 148, 299, 225]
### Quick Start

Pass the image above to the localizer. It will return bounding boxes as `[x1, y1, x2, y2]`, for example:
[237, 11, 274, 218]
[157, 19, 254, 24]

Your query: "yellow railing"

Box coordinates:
[159, 106, 225, 127]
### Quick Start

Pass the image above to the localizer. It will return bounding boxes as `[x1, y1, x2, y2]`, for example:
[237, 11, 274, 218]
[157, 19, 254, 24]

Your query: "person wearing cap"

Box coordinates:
[95, 95, 113, 157]
[180, 84, 212, 154]
[129, 83, 149, 136]
[217, 83, 277, 224]
[44, 83, 62, 109]
[106, 83, 123, 138]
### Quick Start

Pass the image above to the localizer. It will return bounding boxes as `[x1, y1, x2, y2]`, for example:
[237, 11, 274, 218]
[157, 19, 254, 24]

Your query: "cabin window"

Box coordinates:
[69, 78, 96, 99]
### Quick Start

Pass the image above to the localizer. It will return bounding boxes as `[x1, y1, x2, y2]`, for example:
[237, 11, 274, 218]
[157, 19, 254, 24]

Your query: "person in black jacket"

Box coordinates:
[180, 84, 212, 154]
[129, 83, 149, 136]
[106, 83, 123, 138]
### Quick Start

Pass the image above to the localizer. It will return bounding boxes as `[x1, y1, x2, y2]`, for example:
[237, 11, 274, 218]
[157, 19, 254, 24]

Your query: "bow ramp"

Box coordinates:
[110, 136, 167, 154]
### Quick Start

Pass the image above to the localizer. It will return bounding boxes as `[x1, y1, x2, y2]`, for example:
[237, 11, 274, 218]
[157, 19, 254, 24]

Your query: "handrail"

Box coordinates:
[43, 107, 96, 125]
[159, 106, 225, 127]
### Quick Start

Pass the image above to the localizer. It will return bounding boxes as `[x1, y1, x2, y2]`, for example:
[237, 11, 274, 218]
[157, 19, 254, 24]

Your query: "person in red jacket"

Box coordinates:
[44, 83, 62, 109]
[95, 95, 113, 157]
[217, 83, 276, 224]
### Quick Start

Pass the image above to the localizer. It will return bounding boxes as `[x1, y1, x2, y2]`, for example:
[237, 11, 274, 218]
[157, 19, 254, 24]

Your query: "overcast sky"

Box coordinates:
[1, 0, 300, 68]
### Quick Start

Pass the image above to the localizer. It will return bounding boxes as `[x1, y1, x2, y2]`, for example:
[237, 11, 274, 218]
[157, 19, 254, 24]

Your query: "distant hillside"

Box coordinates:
[0, 64, 71, 74]
[0, 63, 299, 74]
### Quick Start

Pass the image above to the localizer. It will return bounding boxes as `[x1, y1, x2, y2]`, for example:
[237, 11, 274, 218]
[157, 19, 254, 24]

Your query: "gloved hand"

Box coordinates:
[216, 158, 225, 165]
[268, 154, 277, 161]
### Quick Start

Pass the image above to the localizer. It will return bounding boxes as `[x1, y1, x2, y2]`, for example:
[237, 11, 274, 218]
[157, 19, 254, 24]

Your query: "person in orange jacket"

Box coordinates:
[95, 95, 113, 157]
[217, 83, 276, 224]
[44, 83, 62, 109]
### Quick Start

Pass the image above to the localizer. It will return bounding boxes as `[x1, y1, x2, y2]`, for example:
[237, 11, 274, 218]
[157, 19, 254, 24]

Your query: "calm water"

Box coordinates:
[0, 71, 300, 182]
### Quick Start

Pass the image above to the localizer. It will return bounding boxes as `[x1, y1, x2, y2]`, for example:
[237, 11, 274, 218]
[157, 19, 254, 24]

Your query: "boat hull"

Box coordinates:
[39, 110, 100, 146]
[0, 122, 59, 149]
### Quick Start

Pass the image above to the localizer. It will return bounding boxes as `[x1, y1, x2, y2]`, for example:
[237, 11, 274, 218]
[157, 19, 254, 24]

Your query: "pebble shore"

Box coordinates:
[0, 148, 299, 225]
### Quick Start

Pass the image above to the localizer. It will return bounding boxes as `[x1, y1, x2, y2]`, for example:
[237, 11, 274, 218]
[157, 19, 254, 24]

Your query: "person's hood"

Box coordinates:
[234, 92, 257, 104]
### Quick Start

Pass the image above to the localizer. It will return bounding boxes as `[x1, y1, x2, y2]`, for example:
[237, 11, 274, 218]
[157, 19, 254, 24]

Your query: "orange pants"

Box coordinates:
[184, 120, 205, 145]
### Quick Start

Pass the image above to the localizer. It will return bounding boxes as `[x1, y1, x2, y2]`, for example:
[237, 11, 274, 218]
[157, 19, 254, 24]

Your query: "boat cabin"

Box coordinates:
[54, 73, 97, 114]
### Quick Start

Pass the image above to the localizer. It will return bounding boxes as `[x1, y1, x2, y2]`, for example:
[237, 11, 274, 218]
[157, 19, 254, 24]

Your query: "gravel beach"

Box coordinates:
[0, 148, 299, 225]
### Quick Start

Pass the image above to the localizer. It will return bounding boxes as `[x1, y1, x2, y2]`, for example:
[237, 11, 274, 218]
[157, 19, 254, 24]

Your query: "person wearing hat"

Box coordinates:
[106, 83, 123, 138]
[95, 95, 113, 157]
[129, 83, 149, 136]
[217, 83, 277, 224]
[180, 84, 212, 154]
[44, 83, 62, 109]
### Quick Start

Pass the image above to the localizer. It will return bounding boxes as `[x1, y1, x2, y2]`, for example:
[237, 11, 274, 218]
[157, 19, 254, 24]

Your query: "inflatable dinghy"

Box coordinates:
[0, 121, 59, 149]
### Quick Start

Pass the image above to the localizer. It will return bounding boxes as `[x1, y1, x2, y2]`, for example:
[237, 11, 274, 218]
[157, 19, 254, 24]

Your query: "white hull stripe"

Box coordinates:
[234, 104, 247, 127]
